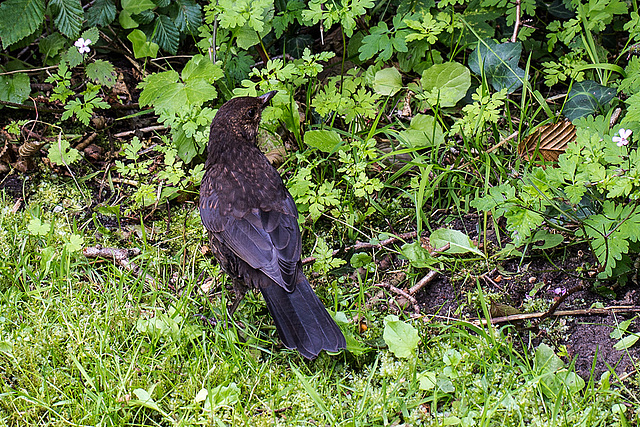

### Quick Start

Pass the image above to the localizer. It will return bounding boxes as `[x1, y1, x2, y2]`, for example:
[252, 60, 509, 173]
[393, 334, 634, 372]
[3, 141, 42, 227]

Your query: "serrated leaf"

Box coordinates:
[0, 0, 45, 49]
[564, 80, 616, 121]
[86, 60, 117, 87]
[86, 0, 117, 27]
[39, 33, 67, 62]
[373, 67, 403, 96]
[0, 73, 31, 105]
[430, 228, 485, 257]
[383, 315, 420, 358]
[304, 130, 342, 153]
[175, 0, 201, 34]
[50, 0, 83, 38]
[420, 62, 470, 107]
[122, 0, 155, 14]
[468, 39, 525, 93]
[181, 54, 223, 83]
[62, 45, 84, 67]
[127, 29, 159, 58]
[27, 218, 51, 236]
[48, 137, 80, 165]
[152, 15, 179, 54]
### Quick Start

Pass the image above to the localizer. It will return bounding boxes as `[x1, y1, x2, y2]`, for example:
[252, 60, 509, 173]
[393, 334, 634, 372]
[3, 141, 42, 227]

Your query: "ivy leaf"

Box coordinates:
[383, 315, 420, 358]
[468, 39, 525, 93]
[0, 0, 45, 49]
[174, 0, 201, 34]
[151, 15, 179, 54]
[304, 129, 342, 153]
[0, 73, 31, 106]
[86, 60, 117, 88]
[564, 80, 616, 121]
[127, 29, 159, 58]
[50, 0, 83, 38]
[86, 0, 117, 27]
[373, 67, 403, 96]
[420, 62, 471, 107]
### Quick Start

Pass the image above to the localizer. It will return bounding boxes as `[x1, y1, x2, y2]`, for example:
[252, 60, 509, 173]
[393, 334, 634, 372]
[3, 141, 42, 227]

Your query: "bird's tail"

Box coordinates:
[259, 276, 346, 359]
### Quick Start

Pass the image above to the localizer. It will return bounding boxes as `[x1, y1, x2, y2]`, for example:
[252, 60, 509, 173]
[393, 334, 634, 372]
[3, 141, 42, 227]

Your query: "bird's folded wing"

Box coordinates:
[200, 192, 301, 291]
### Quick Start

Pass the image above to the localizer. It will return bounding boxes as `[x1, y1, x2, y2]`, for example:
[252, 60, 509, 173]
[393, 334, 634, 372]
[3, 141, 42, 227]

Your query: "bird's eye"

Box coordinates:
[246, 108, 256, 118]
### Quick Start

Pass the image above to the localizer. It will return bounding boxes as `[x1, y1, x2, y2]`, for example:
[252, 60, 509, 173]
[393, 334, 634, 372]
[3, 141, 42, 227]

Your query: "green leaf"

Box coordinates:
[50, 0, 83, 38]
[86, 60, 117, 87]
[203, 383, 240, 411]
[530, 230, 564, 250]
[613, 334, 639, 350]
[64, 234, 84, 252]
[398, 114, 444, 147]
[400, 240, 437, 268]
[122, 0, 155, 14]
[131, 388, 161, 412]
[0, 0, 45, 49]
[564, 80, 616, 121]
[86, 0, 117, 27]
[304, 130, 342, 153]
[235, 25, 260, 49]
[383, 315, 420, 358]
[152, 15, 179, 55]
[418, 371, 437, 390]
[0, 73, 31, 105]
[468, 39, 526, 93]
[39, 33, 67, 63]
[430, 228, 485, 257]
[127, 29, 159, 58]
[48, 137, 81, 165]
[373, 67, 403, 96]
[119, 10, 139, 29]
[27, 218, 51, 236]
[420, 62, 471, 107]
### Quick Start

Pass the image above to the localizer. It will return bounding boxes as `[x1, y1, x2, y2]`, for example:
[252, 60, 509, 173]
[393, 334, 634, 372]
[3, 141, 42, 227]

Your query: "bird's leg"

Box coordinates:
[227, 278, 249, 317]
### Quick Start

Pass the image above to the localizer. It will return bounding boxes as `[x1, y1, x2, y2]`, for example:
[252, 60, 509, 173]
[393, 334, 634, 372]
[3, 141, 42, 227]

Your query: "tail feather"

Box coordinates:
[259, 277, 346, 359]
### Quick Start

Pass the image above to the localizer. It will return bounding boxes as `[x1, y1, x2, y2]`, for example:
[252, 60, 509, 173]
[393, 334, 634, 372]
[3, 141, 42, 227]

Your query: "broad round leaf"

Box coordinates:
[420, 62, 471, 107]
[373, 67, 403, 96]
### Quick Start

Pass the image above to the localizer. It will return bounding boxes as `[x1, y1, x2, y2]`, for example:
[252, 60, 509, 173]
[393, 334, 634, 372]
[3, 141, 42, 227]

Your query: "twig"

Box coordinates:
[302, 231, 418, 265]
[374, 282, 420, 315]
[409, 270, 438, 295]
[487, 131, 518, 153]
[536, 282, 584, 324]
[113, 125, 166, 138]
[473, 305, 640, 326]
[511, 0, 522, 42]
[83, 245, 157, 288]
[0, 65, 58, 76]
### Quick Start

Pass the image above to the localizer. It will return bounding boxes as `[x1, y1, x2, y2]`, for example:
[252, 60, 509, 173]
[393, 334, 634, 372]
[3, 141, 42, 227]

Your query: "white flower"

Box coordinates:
[74, 38, 92, 54]
[613, 128, 632, 147]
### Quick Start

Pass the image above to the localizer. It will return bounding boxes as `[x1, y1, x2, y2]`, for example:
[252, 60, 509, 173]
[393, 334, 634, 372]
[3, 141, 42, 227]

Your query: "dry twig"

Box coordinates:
[83, 245, 156, 288]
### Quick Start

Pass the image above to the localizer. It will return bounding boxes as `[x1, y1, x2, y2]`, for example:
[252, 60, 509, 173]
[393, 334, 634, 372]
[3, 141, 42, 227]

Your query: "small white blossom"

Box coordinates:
[613, 128, 632, 147]
[74, 38, 92, 54]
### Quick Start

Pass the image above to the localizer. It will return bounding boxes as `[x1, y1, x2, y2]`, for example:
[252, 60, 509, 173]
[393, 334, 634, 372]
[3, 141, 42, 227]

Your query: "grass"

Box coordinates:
[1, 190, 639, 426]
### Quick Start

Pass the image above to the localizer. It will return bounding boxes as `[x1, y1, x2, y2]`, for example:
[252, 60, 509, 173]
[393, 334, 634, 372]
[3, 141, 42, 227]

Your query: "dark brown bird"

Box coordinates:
[199, 91, 346, 359]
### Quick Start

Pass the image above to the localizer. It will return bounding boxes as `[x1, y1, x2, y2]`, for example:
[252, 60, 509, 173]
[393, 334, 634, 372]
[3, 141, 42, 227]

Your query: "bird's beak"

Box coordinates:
[258, 90, 277, 106]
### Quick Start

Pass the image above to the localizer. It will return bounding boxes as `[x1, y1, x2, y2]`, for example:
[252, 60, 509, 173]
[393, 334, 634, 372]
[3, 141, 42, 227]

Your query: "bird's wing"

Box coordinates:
[200, 189, 301, 292]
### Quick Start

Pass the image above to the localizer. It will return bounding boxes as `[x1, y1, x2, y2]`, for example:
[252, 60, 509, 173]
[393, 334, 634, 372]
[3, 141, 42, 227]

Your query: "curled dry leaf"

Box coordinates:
[519, 120, 575, 162]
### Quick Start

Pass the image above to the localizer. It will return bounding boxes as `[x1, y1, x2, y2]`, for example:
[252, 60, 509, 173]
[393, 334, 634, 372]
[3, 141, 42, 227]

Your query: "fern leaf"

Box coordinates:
[50, 0, 83, 38]
[0, 0, 45, 49]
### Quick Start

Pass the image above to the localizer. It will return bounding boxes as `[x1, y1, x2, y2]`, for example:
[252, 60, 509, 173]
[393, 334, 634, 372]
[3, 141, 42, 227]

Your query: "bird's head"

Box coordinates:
[211, 91, 277, 142]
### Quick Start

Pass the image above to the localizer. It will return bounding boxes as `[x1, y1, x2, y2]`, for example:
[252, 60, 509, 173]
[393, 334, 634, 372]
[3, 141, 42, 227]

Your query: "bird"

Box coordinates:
[199, 90, 347, 359]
